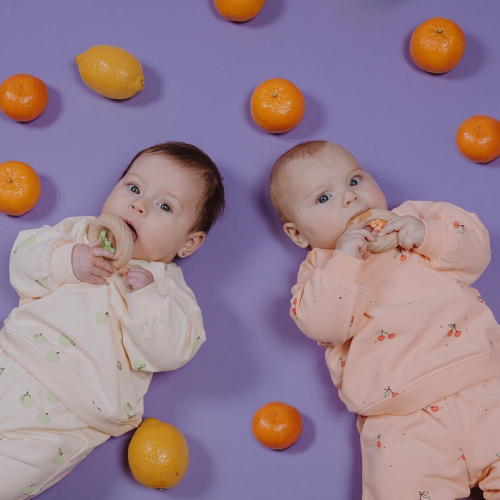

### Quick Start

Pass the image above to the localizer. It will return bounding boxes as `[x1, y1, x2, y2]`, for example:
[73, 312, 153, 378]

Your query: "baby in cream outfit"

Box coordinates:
[270, 140, 500, 499]
[0, 141, 224, 499]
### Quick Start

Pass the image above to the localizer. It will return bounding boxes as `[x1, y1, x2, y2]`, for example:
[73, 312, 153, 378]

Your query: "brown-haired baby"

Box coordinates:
[0, 142, 225, 499]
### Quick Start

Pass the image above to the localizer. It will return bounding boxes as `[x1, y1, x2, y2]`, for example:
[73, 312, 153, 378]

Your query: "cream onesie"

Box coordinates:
[0, 216, 205, 499]
[291, 201, 500, 498]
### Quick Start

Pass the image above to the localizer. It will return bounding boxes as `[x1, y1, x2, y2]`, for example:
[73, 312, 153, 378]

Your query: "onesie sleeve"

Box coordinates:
[393, 200, 491, 285]
[120, 270, 205, 373]
[9, 216, 91, 299]
[291, 248, 368, 346]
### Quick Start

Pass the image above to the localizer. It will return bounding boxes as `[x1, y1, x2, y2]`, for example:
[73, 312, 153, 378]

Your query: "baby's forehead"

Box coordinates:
[283, 152, 361, 187]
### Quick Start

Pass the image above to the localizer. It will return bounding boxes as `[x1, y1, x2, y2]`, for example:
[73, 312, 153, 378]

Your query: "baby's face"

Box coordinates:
[101, 154, 205, 263]
[282, 148, 387, 250]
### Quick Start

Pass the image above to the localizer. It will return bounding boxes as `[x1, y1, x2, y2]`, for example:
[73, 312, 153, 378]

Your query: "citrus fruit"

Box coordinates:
[75, 45, 145, 99]
[456, 115, 500, 163]
[250, 78, 305, 134]
[252, 401, 303, 450]
[128, 418, 189, 490]
[0, 74, 49, 122]
[214, 0, 266, 22]
[410, 17, 466, 74]
[0, 161, 42, 216]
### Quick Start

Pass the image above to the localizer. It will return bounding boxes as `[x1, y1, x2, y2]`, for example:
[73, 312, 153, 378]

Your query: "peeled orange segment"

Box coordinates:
[347, 209, 398, 253]
[88, 213, 133, 269]
[75, 45, 145, 99]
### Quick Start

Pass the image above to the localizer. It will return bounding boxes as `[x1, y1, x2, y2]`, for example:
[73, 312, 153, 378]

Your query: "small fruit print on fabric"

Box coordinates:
[132, 359, 147, 371]
[337, 357, 345, 367]
[384, 387, 398, 398]
[375, 330, 396, 342]
[447, 323, 462, 338]
[425, 405, 439, 413]
[373, 434, 382, 449]
[394, 247, 407, 262]
[419, 492, 430, 500]
[460, 448, 465, 461]
[33, 333, 47, 344]
[453, 221, 465, 233]
[52, 448, 64, 465]
[95, 311, 110, 324]
[20, 391, 35, 407]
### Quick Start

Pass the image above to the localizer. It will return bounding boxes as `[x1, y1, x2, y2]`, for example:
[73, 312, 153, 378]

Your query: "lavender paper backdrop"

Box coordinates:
[1, 1, 499, 499]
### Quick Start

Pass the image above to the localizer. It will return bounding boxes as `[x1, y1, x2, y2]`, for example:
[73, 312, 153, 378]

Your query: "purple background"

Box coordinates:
[1, 1, 499, 498]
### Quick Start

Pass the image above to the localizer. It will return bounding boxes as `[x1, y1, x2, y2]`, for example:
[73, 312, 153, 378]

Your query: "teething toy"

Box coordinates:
[346, 209, 399, 253]
[88, 213, 134, 269]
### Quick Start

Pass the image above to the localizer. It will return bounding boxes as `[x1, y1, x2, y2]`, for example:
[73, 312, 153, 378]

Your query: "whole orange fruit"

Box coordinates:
[456, 115, 500, 164]
[250, 78, 305, 134]
[0, 161, 42, 216]
[410, 17, 466, 74]
[0, 74, 49, 122]
[128, 418, 189, 490]
[214, 0, 266, 22]
[252, 401, 303, 450]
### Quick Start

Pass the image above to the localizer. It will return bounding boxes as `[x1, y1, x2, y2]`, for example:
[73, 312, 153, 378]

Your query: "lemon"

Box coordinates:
[75, 45, 145, 99]
[128, 418, 189, 489]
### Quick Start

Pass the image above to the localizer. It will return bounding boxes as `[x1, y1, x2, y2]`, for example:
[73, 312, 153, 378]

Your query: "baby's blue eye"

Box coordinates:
[158, 202, 171, 212]
[128, 184, 140, 194]
[318, 194, 331, 204]
[349, 176, 362, 187]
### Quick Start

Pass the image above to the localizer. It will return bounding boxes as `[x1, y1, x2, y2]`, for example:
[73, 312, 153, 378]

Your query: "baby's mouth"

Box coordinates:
[125, 222, 137, 242]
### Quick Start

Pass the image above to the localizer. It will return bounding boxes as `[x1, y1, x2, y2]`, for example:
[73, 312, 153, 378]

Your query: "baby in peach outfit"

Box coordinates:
[269, 140, 500, 499]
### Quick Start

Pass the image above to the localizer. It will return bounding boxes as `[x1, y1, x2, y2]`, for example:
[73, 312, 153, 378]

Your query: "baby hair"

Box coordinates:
[120, 142, 225, 234]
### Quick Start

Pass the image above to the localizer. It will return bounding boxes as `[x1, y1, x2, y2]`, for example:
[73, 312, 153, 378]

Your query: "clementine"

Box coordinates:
[0, 161, 42, 216]
[252, 401, 303, 450]
[410, 17, 466, 74]
[0, 74, 49, 122]
[250, 78, 305, 134]
[456, 115, 500, 164]
[214, 0, 266, 22]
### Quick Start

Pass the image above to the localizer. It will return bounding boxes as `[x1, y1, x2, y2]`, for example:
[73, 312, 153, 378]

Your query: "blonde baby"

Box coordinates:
[270, 140, 500, 499]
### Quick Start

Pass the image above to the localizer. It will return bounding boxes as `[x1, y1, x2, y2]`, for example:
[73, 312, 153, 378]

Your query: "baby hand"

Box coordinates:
[336, 227, 375, 260]
[72, 238, 117, 284]
[123, 265, 154, 292]
[377, 215, 425, 250]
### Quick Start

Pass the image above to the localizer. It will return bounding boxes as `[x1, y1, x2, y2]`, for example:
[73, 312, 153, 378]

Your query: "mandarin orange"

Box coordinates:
[0, 74, 49, 122]
[214, 0, 266, 22]
[410, 17, 466, 74]
[456, 115, 500, 163]
[252, 401, 303, 450]
[0, 161, 42, 216]
[250, 78, 305, 134]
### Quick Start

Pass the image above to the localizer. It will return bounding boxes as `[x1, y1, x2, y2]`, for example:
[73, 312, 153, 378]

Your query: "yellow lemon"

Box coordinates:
[75, 45, 145, 99]
[128, 418, 189, 489]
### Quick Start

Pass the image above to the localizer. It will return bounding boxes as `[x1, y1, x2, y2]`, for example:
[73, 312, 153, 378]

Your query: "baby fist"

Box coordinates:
[123, 265, 154, 292]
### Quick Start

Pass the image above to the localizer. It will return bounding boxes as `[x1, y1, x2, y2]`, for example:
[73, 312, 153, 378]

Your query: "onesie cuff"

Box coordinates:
[322, 250, 364, 284]
[413, 218, 447, 260]
[126, 282, 166, 321]
[50, 242, 80, 285]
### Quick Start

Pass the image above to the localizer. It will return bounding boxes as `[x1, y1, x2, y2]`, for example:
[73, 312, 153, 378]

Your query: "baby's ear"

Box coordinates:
[178, 231, 206, 258]
[283, 223, 309, 248]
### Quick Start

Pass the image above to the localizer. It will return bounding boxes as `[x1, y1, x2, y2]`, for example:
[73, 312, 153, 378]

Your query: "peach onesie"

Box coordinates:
[291, 201, 500, 498]
[0, 216, 205, 498]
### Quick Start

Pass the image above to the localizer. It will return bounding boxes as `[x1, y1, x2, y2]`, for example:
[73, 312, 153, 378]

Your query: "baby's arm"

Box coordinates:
[120, 275, 205, 372]
[392, 200, 490, 285]
[291, 248, 368, 346]
[9, 217, 91, 299]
